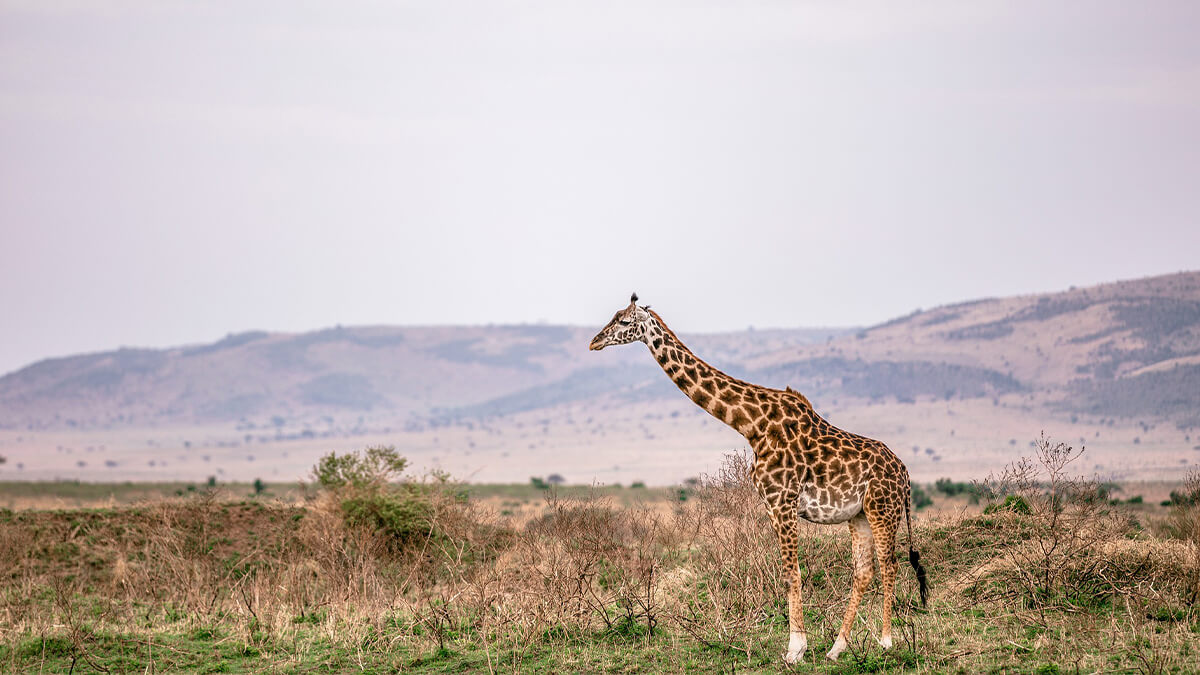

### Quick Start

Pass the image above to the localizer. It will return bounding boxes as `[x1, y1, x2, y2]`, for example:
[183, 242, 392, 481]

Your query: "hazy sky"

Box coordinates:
[2, 1, 1199, 376]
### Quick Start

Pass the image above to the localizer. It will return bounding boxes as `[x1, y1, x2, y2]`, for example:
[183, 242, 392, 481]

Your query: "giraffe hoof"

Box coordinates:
[826, 637, 847, 661]
[879, 636, 893, 649]
[783, 632, 807, 664]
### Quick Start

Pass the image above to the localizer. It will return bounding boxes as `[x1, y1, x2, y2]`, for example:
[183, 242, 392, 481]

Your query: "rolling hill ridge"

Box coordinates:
[2, 271, 1198, 432]
[1, 271, 1197, 484]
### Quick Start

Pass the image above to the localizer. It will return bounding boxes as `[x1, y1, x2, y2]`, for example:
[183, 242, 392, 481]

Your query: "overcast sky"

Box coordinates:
[2, 1, 1198, 376]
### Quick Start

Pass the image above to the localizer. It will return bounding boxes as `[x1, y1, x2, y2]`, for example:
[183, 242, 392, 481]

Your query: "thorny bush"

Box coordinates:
[962, 434, 1192, 616]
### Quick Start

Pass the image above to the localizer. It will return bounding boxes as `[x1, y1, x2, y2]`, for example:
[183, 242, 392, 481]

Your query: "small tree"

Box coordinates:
[313, 445, 407, 491]
[311, 446, 434, 548]
[547, 473, 565, 485]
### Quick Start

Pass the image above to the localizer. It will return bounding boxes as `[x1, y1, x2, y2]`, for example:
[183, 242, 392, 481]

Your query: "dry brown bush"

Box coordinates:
[522, 491, 671, 636]
[665, 449, 786, 657]
[947, 521, 1196, 606]
[971, 433, 1138, 615]
[1158, 468, 1200, 603]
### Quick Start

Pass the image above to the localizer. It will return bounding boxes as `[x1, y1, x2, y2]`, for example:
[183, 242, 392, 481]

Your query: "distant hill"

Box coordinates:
[0, 322, 842, 431]
[1, 270, 1197, 434]
[745, 270, 1200, 428]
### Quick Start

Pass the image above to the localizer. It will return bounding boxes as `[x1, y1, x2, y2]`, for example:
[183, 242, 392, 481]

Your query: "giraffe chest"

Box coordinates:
[795, 483, 864, 524]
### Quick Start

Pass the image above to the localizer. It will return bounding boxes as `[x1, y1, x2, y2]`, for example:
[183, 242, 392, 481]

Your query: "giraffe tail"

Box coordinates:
[905, 495, 929, 606]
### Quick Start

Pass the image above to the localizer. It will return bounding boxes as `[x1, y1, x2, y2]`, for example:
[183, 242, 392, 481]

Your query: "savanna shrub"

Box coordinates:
[312, 446, 443, 549]
[935, 477, 982, 503]
[339, 484, 435, 546]
[973, 434, 1137, 611]
[984, 495, 1032, 515]
[911, 481, 934, 509]
[313, 445, 409, 491]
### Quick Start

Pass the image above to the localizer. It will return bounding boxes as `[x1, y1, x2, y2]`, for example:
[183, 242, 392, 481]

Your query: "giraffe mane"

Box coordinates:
[784, 386, 813, 409]
[645, 308, 682, 343]
[647, 308, 814, 408]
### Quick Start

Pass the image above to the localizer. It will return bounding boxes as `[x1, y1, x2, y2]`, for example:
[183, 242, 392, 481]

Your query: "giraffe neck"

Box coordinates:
[644, 310, 758, 437]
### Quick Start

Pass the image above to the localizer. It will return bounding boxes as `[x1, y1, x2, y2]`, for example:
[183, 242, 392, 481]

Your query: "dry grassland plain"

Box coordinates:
[1, 440, 1198, 674]
[3, 392, 1196, 490]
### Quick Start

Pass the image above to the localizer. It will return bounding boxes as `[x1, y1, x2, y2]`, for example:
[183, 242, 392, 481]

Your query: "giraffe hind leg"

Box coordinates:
[872, 517, 900, 649]
[828, 513, 874, 661]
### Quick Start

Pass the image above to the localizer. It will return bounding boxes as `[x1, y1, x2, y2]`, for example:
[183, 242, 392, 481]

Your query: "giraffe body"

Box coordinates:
[591, 294, 927, 664]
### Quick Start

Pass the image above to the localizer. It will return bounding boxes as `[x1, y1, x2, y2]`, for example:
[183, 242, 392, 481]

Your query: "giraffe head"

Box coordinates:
[589, 292, 652, 351]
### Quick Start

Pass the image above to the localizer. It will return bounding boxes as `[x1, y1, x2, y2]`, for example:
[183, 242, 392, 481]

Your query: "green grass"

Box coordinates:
[0, 480, 676, 509]
[4, 607, 1196, 674]
[0, 620, 912, 674]
[0, 627, 359, 674]
[0, 480, 308, 506]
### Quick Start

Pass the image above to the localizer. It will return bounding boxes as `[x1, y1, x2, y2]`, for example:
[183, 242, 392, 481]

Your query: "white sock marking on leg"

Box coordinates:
[826, 637, 847, 660]
[784, 632, 807, 664]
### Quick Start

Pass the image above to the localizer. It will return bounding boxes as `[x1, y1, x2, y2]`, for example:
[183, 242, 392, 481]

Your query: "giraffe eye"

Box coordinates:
[618, 319, 632, 326]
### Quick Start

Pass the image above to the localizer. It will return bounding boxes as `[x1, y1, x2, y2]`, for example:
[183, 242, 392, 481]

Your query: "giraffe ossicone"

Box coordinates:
[590, 293, 929, 662]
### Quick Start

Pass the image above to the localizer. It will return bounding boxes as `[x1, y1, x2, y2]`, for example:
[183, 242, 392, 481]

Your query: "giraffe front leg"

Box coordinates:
[829, 514, 874, 661]
[768, 503, 807, 665]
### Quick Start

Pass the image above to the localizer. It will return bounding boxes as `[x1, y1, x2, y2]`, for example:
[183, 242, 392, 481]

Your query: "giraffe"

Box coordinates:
[589, 293, 928, 664]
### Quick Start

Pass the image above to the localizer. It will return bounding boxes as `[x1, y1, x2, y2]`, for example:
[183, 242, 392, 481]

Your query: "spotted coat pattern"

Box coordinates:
[590, 294, 925, 663]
